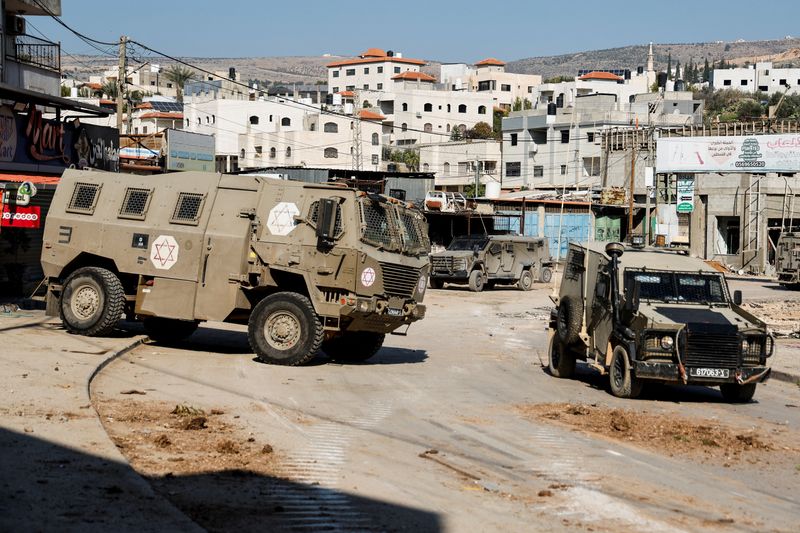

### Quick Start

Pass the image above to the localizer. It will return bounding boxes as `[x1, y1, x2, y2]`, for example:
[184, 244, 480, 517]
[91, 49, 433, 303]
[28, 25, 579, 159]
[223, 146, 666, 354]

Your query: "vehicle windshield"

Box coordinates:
[447, 236, 489, 252]
[624, 270, 728, 304]
[358, 197, 429, 256]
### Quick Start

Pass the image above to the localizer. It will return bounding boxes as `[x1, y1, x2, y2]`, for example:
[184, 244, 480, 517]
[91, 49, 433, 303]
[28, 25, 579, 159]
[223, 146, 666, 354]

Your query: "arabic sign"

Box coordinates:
[165, 129, 214, 172]
[676, 175, 695, 213]
[656, 134, 800, 173]
[1, 205, 41, 228]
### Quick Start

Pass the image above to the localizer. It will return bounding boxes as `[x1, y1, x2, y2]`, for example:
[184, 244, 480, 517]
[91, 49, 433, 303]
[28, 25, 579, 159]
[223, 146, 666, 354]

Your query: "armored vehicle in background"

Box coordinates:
[41, 170, 430, 366]
[776, 232, 800, 287]
[548, 242, 773, 402]
[430, 235, 552, 292]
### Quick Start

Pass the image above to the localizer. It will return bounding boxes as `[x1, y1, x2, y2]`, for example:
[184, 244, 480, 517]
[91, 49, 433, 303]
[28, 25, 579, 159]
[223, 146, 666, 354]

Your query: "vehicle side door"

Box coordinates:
[500, 242, 516, 275]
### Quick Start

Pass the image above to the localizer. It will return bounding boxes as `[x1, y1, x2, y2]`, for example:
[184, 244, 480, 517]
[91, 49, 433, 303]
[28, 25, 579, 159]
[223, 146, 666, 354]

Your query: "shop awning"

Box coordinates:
[0, 173, 62, 188]
[0, 82, 111, 117]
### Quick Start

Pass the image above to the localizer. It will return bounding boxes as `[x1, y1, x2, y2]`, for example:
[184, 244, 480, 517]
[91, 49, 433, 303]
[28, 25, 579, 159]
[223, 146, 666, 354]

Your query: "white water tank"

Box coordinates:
[485, 181, 501, 199]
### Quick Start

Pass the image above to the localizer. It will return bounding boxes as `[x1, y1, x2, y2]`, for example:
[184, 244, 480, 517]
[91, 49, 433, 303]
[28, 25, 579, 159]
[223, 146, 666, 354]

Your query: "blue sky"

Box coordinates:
[30, 0, 800, 62]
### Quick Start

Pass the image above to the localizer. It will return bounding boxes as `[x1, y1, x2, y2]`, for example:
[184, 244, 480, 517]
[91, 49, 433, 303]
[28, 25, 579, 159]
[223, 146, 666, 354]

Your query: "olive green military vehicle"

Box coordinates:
[41, 169, 430, 366]
[776, 232, 800, 287]
[430, 235, 552, 292]
[548, 242, 773, 402]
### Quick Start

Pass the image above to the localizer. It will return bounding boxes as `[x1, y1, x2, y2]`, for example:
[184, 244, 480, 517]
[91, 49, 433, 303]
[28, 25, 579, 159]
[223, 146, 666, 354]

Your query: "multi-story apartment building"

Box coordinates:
[90, 65, 179, 99]
[418, 139, 501, 190]
[712, 62, 800, 96]
[327, 48, 425, 93]
[440, 58, 542, 110]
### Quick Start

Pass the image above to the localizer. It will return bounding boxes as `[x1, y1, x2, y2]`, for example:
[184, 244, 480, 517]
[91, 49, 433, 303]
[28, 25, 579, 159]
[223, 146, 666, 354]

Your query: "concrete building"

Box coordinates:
[327, 48, 425, 93]
[418, 140, 501, 190]
[712, 62, 800, 95]
[90, 64, 179, 100]
[440, 58, 542, 111]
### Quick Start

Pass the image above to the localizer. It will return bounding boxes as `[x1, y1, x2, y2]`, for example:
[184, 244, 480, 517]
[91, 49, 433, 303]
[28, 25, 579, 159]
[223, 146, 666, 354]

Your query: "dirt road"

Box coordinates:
[92, 283, 800, 532]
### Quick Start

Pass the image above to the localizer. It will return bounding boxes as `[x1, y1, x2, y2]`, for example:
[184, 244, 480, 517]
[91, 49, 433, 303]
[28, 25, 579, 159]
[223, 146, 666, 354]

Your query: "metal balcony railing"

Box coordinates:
[7, 34, 61, 73]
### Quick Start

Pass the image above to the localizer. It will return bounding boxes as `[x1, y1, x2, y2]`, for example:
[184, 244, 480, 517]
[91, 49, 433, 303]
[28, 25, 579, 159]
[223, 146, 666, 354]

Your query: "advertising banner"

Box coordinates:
[676, 175, 695, 213]
[656, 134, 800, 173]
[166, 129, 215, 172]
[1, 205, 41, 228]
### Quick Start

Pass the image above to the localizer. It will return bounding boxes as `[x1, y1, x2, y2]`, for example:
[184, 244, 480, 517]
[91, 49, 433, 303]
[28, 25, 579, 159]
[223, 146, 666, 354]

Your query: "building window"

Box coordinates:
[534, 166, 544, 177]
[150, 81, 155, 86]
[527, 86, 534, 93]
[458, 104, 467, 113]
[477, 80, 494, 91]
[371, 154, 379, 165]
[346, 85, 355, 91]
[363, 84, 369, 90]
[377, 83, 383, 90]
[371, 132, 379, 145]
[394, 66, 401, 73]
[240, 149, 245, 158]
[324, 122, 338, 133]
[506, 162, 521, 177]
[166, 82, 173, 88]
[324, 147, 338, 158]
[249, 115, 259, 125]
[424, 103, 433, 112]
[501, 84, 511, 92]
[447, 104, 451, 113]
[424, 123, 432, 133]
[378, 66, 383, 73]
[587, 132, 595, 143]
[143, 126, 148, 134]
[561, 130, 570, 143]
[212, 115, 215, 124]
[269, 147, 276, 158]
[346, 68, 355, 76]
[286, 146, 291, 158]
[780, 79, 787, 86]
[333, 71, 340, 78]
[206, 116, 210, 123]
[446, 124, 451, 133]
[443, 162, 450, 174]
[723, 80, 731, 86]
[281, 117, 291, 126]
[510, 133, 518, 146]
[401, 123, 408, 132]
[402, 103, 408, 111]
[759, 85, 768, 92]
[423, 163, 429, 171]
[478, 105, 486, 114]
[185, 119, 189, 127]
[333, 87, 339, 93]
[560, 164, 567, 175]
[255, 146, 263, 156]
[364, 67, 370, 74]
[741, 79, 748, 86]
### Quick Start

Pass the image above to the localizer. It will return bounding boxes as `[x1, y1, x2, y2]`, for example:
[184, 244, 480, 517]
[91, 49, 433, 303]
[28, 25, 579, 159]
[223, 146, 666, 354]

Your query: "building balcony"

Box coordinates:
[7, 34, 60, 73]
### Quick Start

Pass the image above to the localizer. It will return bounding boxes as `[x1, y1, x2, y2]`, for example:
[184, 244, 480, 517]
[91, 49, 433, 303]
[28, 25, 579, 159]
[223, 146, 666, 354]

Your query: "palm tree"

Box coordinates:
[101, 80, 118, 99]
[164, 65, 195, 102]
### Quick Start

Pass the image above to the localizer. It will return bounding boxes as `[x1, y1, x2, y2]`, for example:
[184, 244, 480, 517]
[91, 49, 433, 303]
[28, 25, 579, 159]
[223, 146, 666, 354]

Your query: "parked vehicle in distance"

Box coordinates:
[776, 232, 800, 287]
[548, 241, 773, 402]
[424, 191, 468, 213]
[41, 169, 431, 366]
[430, 235, 552, 292]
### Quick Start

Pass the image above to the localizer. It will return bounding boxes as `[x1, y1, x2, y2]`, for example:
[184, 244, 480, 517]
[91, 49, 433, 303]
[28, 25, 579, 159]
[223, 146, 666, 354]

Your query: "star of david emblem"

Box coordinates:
[153, 240, 176, 266]
[150, 235, 180, 270]
[267, 202, 300, 236]
[361, 267, 376, 287]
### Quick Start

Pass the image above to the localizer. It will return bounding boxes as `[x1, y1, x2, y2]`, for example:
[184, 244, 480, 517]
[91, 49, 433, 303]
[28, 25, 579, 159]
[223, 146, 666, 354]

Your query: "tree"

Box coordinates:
[703, 58, 711, 83]
[450, 125, 464, 141]
[667, 52, 672, 79]
[388, 148, 420, 171]
[466, 121, 494, 139]
[492, 107, 508, 139]
[523, 98, 532, 110]
[512, 97, 524, 111]
[60, 85, 71, 97]
[544, 75, 572, 83]
[164, 65, 195, 102]
[674, 61, 681, 80]
[101, 80, 118, 99]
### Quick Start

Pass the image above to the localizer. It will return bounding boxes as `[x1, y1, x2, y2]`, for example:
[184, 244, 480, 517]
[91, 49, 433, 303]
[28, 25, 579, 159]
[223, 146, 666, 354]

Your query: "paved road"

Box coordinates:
[94, 284, 800, 532]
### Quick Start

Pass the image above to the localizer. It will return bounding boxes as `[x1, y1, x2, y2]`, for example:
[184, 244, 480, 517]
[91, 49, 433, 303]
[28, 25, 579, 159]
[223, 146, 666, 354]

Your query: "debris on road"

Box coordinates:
[741, 300, 800, 337]
[171, 404, 205, 416]
[120, 389, 147, 395]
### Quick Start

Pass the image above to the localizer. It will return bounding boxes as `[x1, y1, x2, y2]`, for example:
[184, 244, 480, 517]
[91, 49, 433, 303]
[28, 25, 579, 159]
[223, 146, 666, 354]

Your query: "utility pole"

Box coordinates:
[627, 128, 637, 241]
[473, 157, 481, 198]
[351, 90, 362, 171]
[117, 35, 127, 134]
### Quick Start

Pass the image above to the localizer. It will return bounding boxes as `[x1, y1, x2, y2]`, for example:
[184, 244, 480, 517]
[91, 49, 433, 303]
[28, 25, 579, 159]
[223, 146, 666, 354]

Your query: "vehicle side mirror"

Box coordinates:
[733, 290, 742, 306]
[627, 280, 641, 314]
[316, 198, 338, 241]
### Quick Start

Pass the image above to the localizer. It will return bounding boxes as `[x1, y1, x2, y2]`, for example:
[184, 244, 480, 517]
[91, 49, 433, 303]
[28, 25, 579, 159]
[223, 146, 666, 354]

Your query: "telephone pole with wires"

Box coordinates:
[351, 91, 362, 170]
[117, 35, 127, 133]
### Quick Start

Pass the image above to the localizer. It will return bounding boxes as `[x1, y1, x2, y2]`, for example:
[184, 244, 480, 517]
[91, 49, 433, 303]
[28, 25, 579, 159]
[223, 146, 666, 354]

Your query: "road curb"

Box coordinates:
[771, 369, 800, 385]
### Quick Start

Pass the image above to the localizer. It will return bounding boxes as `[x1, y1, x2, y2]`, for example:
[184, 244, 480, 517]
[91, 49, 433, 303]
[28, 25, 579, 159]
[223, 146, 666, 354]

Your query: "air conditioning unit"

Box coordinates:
[529, 142, 538, 154]
[6, 14, 25, 35]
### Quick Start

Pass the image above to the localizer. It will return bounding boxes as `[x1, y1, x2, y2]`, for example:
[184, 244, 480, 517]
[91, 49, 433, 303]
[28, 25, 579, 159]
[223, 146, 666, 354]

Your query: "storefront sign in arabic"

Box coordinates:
[656, 134, 800, 173]
[676, 174, 695, 213]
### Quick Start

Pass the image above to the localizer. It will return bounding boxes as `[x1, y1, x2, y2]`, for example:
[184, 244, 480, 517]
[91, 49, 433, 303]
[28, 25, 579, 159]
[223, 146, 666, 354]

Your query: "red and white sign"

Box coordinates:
[360, 267, 376, 288]
[150, 234, 180, 270]
[1, 204, 40, 228]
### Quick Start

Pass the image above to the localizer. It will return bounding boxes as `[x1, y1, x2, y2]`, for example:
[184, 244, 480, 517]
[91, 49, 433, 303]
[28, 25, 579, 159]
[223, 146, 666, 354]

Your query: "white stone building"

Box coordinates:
[712, 62, 800, 96]
[440, 58, 542, 110]
[419, 140, 501, 190]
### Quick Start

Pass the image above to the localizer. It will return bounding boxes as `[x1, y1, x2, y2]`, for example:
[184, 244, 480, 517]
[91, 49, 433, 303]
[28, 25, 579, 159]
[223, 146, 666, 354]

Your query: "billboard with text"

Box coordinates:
[656, 134, 800, 173]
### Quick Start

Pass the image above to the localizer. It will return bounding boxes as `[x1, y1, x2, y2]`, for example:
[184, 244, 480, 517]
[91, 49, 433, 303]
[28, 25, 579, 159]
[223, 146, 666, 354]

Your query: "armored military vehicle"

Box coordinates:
[430, 235, 552, 292]
[548, 242, 773, 402]
[41, 169, 430, 366]
[776, 232, 800, 287]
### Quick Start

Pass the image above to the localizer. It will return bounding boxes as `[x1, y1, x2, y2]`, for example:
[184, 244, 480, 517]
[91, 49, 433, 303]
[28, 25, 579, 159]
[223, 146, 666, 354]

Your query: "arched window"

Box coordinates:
[443, 162, 450, 175]
[185, 119, 189, 127]
[206, 116, 210, 123]
[446, 124, 451, 133]
[249, 115, 259, 125]
[281, 117, 291, 127]
[458, 104, 467, 113]
[402, 103, 408, 112]
[424, 123, 433, 133]
[324, 147, 338, 158]
[478, 105, 486, 115]
[269, 115, 273, 122]
[423, 163, 430, 171]
[286, 146, 291, 158]
[323, 122, 338, 133]
[197, 118, 201, 125]
[371, 132, 379, 145]
[424, 103, 433, 112]
[447, 104, 451, 113]
[240, 149, 245, 158]
[401, 123, 408, 132]
[269, 147, 276, 158]
[212, 115, 216, 123]
[310, 123, 316, 131]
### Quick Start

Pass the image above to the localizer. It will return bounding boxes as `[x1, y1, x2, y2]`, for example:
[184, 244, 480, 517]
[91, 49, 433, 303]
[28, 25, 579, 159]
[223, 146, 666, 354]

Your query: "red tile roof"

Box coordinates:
[579, 71, 623, 81]
[135, 102, 154, 109]
[339, 90, 354, 97]
[140, 112, 183, 119]
[475, 58, 505, 67]
[82, 82, 103, 90]
[362, 48, 386, 58]
[391, 71, 436, 82]
[327, 56, 426, 68]
[358, 109, 385, 120]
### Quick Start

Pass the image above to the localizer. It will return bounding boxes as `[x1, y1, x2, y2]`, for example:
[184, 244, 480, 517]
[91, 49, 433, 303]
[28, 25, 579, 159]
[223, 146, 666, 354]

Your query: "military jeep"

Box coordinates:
[548, 242, 773, 402]
[430, 235, 552, 292]
[776, 232, 800, 287]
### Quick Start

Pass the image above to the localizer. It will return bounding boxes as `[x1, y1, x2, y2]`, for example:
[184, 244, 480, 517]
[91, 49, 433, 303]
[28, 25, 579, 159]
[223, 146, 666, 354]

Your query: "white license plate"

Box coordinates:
[387, 308, 403, 317]
[689, 367, 730, 379]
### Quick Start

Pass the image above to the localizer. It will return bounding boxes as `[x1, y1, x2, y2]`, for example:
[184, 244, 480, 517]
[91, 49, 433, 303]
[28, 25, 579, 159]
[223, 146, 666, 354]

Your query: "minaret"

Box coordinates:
[646, 42, 656, 88]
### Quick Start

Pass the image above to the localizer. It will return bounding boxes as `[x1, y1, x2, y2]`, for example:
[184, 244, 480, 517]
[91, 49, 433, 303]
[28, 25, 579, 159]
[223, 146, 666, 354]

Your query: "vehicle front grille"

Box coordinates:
[431, 256, 466, 272]
[742, 335, 765, 365]
[379, 262, 420, 298]
[682, 323, 740, 369]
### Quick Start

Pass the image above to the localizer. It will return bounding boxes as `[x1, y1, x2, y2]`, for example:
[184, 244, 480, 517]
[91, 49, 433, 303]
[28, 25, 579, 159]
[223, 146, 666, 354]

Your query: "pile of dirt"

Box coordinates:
[517, 403, 798, 465]
[97, 400, 279, 478]
[741, 300, 800, 337]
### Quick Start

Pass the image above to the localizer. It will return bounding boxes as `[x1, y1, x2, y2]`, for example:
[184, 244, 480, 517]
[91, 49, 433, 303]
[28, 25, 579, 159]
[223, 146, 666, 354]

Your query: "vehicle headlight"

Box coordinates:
[660, 336, 674, 350]
[741, 338, 749, 353]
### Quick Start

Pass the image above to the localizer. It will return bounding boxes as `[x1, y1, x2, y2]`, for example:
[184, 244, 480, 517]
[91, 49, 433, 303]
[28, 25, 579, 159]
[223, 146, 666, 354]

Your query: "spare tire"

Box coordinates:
[556, 296, 583, 345]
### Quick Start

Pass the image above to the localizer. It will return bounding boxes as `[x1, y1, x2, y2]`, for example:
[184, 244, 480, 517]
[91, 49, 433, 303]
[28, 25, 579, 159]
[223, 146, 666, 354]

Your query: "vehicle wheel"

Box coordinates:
[429, 278, 444, 290]
[540, 266, 553, 284]
[518, 269, 534, 291]
[719, 383, 757, 403]
[548, 334, 576, 378]
[556, 296, 583, 344]
[468, 270, 484, 292]
[323, 332, 385, 363]
[143, 317, 199, 343]
[609, 345, 643, 399]
[60, 266, 125, 337]
[248, 292, 323, 366]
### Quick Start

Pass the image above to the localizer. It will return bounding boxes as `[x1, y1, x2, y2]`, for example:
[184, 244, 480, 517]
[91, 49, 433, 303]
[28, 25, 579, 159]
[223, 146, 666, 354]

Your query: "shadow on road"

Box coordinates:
[0, 427, 442, 532]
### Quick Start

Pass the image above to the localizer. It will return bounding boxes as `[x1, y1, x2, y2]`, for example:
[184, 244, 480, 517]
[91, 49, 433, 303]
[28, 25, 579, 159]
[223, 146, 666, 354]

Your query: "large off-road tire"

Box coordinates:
[323, 332, 385, 363]
[548, 334, 576, 378]
[719, 383, 757, 403]
[609, 345, 643, 399]
[248, 292, 323, 366]
[143, 317, 199, 343]
[540, 266, 553, 284]
[468, 270, 485, 292]
[429, 278, 444, 290]
[60, 266, 125, 337]
[556, 296, 583, 344]
[518, 269, 534, 291]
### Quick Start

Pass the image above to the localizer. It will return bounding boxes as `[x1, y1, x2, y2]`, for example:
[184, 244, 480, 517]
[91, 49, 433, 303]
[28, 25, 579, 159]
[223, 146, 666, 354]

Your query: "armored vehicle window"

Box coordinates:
[359, 199, 397, 250]
[67, 182, 101, 214]
[170, 192, 205, 225]
[448, 236, 488, 252]
[396, 208, 429, 253]
[309, 200, 343, 238]
[118, 187, 152, 220]
[625, 270, 727, 304]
